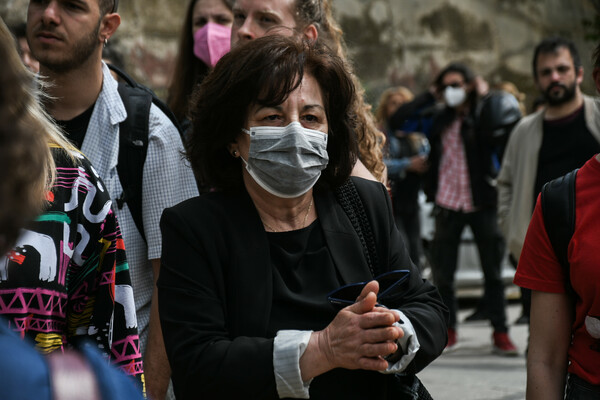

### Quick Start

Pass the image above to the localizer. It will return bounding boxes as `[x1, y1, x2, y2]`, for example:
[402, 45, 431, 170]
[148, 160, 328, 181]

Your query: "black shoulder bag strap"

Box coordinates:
[540, 168, 577, 295]
[335, 179, 380, 277]
[336, 180, 434, 400]
[115, 81, 151, 242]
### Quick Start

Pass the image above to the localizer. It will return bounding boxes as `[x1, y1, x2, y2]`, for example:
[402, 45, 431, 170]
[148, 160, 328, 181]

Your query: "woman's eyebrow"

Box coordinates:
[303, 104, 325, 112]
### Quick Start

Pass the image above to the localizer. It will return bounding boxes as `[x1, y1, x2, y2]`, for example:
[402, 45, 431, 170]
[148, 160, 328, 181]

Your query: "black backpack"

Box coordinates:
[540, 168, 578, 296]
[107, 64, 185, 242]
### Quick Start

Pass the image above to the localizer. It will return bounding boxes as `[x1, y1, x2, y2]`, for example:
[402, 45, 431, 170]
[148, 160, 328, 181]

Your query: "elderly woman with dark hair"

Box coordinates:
[157, 35, 447, 400]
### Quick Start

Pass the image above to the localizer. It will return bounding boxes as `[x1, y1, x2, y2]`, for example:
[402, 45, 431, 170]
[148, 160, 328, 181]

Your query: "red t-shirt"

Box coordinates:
[515, 155, 600, 385]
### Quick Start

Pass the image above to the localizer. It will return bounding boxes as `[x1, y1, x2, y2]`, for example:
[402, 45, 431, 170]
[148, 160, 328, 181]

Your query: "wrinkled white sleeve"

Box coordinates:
[273, 330, 313, 399]
[379, 310, 420, 374]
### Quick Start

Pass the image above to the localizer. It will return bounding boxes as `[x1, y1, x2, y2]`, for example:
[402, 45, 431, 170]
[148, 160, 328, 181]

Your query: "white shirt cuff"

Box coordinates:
[273, 330, 313, 399]
[380, 310, 420, 374]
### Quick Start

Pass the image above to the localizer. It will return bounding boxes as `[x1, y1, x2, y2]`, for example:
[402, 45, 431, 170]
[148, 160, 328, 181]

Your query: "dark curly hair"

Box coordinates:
[187, 35, 358, 192]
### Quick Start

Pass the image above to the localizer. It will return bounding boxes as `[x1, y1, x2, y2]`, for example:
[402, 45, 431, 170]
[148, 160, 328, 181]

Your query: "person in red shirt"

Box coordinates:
[514, 41, 600, 400]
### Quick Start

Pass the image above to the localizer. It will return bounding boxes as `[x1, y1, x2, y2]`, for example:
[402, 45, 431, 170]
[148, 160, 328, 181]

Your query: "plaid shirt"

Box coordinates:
[435, 117, 475, 212]
[80, 63, 199, 353]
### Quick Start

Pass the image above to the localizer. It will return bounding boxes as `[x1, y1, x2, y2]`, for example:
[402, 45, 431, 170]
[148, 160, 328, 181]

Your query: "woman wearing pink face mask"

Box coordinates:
[167, 0, 234, 128]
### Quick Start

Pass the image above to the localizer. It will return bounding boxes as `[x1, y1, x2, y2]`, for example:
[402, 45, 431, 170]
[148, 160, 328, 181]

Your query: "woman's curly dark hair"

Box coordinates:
[187, 35, 358, 192]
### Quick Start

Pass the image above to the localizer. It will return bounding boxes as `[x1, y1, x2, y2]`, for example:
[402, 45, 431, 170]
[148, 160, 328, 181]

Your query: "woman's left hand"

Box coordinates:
[299, 281, 404, 381]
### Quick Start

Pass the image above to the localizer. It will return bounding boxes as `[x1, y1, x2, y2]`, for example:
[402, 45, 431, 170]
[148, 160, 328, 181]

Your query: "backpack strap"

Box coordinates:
[115, 81, 151, 242]
[108, 63, 185, 136]
[540, 168, 577, 294]
[335, 179, 380, 278]
[108, 63, 187, 242]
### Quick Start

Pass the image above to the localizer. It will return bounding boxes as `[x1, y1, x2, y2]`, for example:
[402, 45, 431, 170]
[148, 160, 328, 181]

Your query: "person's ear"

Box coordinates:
[575, 65, 584, 86]
[593, 67, 600, 94]
[100, 13, 121, 43]
[227, 142, 239, 158]
[302, 24, 318, 42]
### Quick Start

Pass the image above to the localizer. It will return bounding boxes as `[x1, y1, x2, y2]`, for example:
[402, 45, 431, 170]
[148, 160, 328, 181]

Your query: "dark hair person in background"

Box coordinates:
[157, 35, 447, 399]
[425, 62, 518, 355]
[375, 86, 429, 272]
[167, 0, 234, 127]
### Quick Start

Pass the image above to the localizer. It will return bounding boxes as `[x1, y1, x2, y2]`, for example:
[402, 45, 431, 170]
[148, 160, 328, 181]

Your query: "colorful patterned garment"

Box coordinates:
[0, 145, 144, 386]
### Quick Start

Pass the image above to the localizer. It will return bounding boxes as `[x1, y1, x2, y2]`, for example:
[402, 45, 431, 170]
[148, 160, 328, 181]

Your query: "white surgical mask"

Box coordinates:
[240, 122, 329, 198]
[444, 86, 467, 108]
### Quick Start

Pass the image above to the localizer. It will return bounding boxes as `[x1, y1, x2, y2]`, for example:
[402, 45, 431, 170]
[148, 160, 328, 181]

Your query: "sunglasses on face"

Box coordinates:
[440, 81, 464, 91]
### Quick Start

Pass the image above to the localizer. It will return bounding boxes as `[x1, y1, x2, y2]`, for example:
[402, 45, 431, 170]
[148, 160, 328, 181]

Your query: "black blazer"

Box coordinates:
[158, 177, 448, 399]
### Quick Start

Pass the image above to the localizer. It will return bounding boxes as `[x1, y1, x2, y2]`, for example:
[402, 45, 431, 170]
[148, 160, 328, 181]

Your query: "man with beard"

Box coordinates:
[497, 36, 600, 325]
[26, 1, 199, 399]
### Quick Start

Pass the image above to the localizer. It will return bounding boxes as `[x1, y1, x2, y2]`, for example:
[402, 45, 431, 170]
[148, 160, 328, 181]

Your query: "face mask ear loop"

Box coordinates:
[239, 154, 249, 168]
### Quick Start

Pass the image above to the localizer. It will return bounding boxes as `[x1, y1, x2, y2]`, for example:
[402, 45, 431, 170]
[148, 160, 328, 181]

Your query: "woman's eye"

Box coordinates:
[217, 16, 232, 25]
[194, 18, 207, 28]
[302, 114, 321, 124]
[264, 115, 281, 121]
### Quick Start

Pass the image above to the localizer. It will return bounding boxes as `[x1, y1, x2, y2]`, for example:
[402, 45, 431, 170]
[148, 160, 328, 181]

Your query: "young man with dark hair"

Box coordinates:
[497, 36, 600, 324]
[26, 1, 198, 398]
[425, 62, 518, 355]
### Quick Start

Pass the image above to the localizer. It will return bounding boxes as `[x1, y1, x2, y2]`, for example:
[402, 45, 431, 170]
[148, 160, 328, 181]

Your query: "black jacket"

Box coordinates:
[425, 105, 498, 208]
[158, 177, 448, 399]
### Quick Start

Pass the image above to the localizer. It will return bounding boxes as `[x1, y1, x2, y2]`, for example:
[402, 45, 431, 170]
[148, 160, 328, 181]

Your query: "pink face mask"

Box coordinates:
[193, 22, 231, 68]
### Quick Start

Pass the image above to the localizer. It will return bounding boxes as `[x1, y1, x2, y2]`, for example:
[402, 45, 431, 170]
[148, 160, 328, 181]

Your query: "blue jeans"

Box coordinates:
[430, 206, 507, 331]
[565, 374, 600, 399]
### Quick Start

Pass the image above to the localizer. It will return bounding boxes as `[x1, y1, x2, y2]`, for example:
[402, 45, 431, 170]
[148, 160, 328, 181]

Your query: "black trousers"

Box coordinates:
[430, 206, 507, 331]
[393, 208, 423, 271]
[566, 374, 600, 399]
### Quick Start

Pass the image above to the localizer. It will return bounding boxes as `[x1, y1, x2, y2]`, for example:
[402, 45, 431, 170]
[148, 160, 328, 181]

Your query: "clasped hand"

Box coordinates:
[302, 280, 404, 381]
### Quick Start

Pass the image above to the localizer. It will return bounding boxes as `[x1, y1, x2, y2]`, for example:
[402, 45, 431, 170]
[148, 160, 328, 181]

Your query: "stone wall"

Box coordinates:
[337, 0, 599, 108]
[2, 0, 598, 109]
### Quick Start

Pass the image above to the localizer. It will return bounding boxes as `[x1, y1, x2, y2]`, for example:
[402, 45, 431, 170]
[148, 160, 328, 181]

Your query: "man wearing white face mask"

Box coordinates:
[424, 63, 518, 355]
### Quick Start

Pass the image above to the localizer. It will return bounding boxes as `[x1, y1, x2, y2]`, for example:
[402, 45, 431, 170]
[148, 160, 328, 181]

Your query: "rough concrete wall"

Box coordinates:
[2, 0, 597, 109]
[337, 0, 598, 108]
[1, 0, 187, 99]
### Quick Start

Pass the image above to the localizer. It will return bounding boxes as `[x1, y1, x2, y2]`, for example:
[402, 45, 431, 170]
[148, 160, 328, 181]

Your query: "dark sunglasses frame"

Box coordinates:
[327, 269, 411, 310]
[439, 81, 464, 91]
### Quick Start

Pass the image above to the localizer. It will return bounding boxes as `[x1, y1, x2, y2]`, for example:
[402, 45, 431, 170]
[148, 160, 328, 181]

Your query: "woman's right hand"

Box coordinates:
[299, 281, 403, 381]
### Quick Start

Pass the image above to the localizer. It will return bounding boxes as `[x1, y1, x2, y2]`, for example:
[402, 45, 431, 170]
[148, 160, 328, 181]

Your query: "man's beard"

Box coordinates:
[35, 21, 101, 73]
[543, 81, 577, 106]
